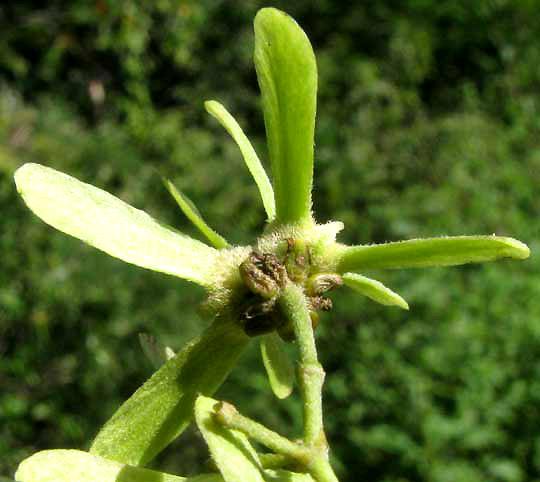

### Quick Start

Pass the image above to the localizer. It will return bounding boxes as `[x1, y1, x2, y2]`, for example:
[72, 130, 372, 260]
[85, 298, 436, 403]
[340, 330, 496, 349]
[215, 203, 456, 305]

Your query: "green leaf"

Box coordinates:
[90, 320, 249, 466]
[15, 449, 224, 482]
[336, 236, 530, 272]
[139, 333, 176, 370]
[205, 100, 275, 221]
[260, 332, 295, 399]
[163, 177, 229, 249]
[263, 470, 315, 481]
[342, 273, 409, 310]
[195, 395, 265, 482]
[254, 8, 317, 225]
[14, 163, 220, 288]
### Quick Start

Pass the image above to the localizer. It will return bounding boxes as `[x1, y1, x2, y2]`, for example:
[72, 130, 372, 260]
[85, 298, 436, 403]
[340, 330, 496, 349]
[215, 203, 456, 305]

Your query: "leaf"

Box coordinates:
[90, 320, 249, 466]
[14, 163, 221, 288]
[15, 449, 224, 482]
[254, 8, 317, 225]
[139, 333, 176, 370]
[205, 100, 275, 221]
[342, 273, 409, 310]
[163, 178, 229, 249]
[263, 470, 315, 481]
[260, 332, 295, 399]
[336, 236, 530, 272]
[195, 395, 265, 482]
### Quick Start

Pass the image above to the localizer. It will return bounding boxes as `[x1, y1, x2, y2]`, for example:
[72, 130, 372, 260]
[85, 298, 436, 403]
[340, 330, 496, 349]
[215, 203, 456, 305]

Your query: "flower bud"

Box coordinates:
[306, 273, 342, 296]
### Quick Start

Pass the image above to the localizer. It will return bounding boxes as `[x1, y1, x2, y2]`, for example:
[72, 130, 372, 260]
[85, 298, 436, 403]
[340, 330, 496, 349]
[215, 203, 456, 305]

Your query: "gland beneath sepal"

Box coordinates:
[239, 252, 286, 299]
[306, 273, 343, 296]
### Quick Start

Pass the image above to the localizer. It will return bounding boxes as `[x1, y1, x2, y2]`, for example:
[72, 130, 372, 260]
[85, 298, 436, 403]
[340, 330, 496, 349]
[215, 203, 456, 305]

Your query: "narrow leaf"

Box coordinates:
[195, 395, 265, 482]
[342, 273, 409, 310]
[260, 333, 295, 399]
[90, 320, 249, 466]
[164, 178, 229, 249]
[254, 8, 317, 225]
[15, 449, 224, 482]
[336, 236, 530, 272]
[205, 100, 275, 221]
[139, 333, 176, 370]
[14, 163, 220, 288]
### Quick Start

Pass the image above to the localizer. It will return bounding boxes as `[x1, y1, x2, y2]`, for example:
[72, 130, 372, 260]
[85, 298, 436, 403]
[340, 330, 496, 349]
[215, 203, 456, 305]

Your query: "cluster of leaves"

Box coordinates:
[1, 1, 539, 481]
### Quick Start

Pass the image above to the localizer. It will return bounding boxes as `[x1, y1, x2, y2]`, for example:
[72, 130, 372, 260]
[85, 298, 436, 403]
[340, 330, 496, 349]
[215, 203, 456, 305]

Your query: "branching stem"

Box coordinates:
[214, 401, 310, 463]
[215, 400, 338, 482]
[214, 282, 340, 481]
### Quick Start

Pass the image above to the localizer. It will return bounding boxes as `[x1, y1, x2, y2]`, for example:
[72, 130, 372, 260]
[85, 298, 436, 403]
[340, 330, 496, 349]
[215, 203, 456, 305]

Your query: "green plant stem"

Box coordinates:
[308, 457, 340, 482]
[214, 400, 338, 482]
[279, 283, 323, 446]
[279, 283, 338, 482]
[214, 401, 310, 463]
[298, 361, 325, 447]
[279, 283, 318, 365]
[213, 283, 339, 481]
[258, 453, 291, 470]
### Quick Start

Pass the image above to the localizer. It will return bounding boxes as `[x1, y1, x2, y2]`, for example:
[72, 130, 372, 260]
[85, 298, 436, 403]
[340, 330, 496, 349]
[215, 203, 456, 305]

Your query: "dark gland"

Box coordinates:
[237, 239, 341, 340]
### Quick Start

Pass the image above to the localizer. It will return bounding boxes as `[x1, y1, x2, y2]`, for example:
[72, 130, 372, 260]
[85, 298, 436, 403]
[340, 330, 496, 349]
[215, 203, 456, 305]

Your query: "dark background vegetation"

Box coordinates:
[1, 1, 539, 480]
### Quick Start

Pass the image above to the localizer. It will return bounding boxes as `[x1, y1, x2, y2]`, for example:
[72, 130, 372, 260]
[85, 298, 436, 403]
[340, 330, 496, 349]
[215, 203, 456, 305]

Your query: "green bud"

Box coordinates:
[284, 239, 311, 283]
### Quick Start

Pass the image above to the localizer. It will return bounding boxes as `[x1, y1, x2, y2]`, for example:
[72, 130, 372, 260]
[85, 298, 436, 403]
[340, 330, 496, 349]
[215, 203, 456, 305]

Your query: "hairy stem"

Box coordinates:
[214, 401, 310, 463]
[279, 283, 338, 482]
[258, 453, 292, 470]
[298, 361, 325, 447]
[214, 399, 339, 482]
[308, 457, 340, 482]
[279, 283, 317, 365]
[279, 284, 323, 446]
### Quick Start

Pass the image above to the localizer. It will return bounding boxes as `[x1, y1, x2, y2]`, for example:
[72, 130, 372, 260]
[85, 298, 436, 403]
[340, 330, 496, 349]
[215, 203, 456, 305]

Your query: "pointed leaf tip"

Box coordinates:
[343, 273, 409, 309]
[139, 333, 175, 370]
[163, 177, 229, 249]
[254, 8, 317, 224]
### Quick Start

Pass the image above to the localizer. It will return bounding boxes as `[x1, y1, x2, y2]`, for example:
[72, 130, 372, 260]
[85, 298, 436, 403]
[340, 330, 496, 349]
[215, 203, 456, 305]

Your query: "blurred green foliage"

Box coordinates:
[1, 1, 539, 481]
